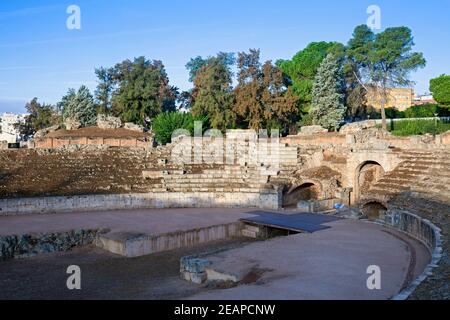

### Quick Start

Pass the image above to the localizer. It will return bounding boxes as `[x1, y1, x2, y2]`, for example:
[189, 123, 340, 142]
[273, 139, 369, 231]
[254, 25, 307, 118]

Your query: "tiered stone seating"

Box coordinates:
[362, 150, 450, 203]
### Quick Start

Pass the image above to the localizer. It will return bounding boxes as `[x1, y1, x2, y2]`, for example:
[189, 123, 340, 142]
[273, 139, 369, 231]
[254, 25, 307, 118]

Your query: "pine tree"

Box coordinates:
[310, 53, 346, 131]
[59, 86, 97, 127]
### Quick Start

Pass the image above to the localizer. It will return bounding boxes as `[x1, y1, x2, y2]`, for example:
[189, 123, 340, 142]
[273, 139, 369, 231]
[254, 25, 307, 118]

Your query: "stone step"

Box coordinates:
[164, 187, 273, 193]
[394, 168, 450, 179]
[370, 182, 410, 192]
[402, 164, 450, 171]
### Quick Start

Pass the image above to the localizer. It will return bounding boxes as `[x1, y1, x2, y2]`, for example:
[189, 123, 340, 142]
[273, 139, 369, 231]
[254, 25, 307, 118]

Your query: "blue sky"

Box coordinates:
[1, 0, 449, 113]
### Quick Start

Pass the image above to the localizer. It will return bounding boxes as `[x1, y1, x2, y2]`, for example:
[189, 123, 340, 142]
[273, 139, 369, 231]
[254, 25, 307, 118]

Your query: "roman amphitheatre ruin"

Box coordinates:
[0, 119, 448, 300]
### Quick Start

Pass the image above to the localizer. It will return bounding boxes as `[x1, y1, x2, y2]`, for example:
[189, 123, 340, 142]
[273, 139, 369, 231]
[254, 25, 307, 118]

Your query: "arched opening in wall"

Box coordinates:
[356, 161, 385, 201]
[361, 201, 387, 220]
[282, 183, 320, 209]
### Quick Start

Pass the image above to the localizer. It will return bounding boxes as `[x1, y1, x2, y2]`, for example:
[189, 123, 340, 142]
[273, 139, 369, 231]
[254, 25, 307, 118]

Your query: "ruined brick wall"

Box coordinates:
[35, 137, 151, 149]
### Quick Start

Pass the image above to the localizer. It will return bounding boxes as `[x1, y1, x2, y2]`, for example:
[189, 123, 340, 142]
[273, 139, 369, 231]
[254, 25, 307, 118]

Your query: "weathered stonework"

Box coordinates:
[0, 229, 99, 260]
[1, 125, 449, 298]
[0, 192, 281, 216]
[97, 114, 122, 129]
[64, 117, 81, 130]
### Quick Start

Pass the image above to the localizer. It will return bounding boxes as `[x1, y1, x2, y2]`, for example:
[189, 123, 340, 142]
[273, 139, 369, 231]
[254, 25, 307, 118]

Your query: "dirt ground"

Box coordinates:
[0, 239, 253, 300]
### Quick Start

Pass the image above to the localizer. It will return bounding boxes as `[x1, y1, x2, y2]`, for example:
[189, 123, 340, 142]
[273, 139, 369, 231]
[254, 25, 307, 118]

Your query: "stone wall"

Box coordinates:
[0, 191, 281, 216]
[283, 133, 346, 146]
[382, 209, 443, 300]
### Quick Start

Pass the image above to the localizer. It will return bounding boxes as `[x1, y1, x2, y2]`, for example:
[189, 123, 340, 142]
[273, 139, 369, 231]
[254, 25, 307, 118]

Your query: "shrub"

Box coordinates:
[404, 104, 450, 118]
[389, 119, 450, 136]
[152, 112, 208, 145]
[385, 107, 405, 119]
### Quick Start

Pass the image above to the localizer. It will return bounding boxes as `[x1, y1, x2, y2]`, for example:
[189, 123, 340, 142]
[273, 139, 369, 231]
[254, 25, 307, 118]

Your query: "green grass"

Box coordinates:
[386, 119, 450, 136]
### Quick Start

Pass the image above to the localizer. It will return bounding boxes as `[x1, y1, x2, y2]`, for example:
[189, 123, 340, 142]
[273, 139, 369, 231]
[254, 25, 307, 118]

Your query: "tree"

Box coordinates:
[310, 53, 347, 131]
[234, 49, 298, 132]
[95, 57, 178, 126]
[234, 49, 263, 129]
[58, 86, 97, 127]
[186, 52, 235, 82]
[261, 61, 299, 133]
[94, 67, 115, 114]
[353, 26, 426, 130]
[276, 42, 345, 113]
[190, 57, 235, 131]
[430, 74, 450, 106]
[17, 98, 60, 137]
[345, 25, 375, 119]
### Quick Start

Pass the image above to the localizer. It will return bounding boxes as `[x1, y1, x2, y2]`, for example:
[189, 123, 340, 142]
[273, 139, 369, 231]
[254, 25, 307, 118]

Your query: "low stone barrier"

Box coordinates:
[96, 222, 244, 258]
[0, 191, 281, 216]
[382, 209, 443, 300]
[0, 229, 100, 261]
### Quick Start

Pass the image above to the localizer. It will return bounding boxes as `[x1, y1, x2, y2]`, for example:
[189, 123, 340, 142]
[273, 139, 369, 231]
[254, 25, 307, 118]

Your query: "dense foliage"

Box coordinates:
[95, 57, 178, 126]
[404, 104, 450, 118]
[152, 112, 208, 145]
[276, 42, 344, 113]
[234, 49, 298, 132]
[16, 98, 60, 137]
[190, 56, 235, 131]
[388, 119, 450, 136]
[430, 75, 450, 106]
[29, 23, 432, 143]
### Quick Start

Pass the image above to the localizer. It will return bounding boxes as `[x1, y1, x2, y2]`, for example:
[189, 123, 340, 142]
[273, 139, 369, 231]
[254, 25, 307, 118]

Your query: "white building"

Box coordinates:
[0, 113, 27, 144]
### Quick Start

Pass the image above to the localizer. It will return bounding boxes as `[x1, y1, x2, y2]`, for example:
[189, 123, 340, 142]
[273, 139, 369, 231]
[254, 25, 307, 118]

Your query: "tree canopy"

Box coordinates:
[17, 98, 60, 137]
[190, 57, 235, 131]
[234, 49, 298, 132]
[41, 23, 428, 141]
[186, 52, 235, 82]
[276, 42, 345, 112]
[95, 57, 177, 126]
[430, 74, 450, 106]
[350, 25, 426, 129]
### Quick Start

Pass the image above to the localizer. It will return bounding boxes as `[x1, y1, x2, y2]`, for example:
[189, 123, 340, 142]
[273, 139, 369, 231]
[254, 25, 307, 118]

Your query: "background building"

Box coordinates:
[413, 94, 437, 106]
[366, 88, 414, 111]
[0, 113, 27, 144]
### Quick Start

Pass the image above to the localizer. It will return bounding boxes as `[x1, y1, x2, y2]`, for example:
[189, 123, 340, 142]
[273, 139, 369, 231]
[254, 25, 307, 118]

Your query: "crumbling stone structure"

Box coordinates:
[0, 122, 449, 299]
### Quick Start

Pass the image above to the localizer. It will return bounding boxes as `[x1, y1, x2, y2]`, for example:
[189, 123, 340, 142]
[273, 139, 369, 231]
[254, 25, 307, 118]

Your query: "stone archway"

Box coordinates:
[282, 182, 320, 209]
[361, 201, 388, 220]
[355, 161, 385, 201]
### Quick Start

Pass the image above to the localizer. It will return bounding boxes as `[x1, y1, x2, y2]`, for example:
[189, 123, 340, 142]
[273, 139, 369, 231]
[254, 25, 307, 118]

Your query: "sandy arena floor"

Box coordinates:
[0, 208, 431, 300]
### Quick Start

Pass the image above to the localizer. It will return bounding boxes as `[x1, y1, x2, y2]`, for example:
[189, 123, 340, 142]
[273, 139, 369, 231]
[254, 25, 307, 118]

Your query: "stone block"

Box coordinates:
[180, 257, 212, 273]
[124, 122, 145, 132]
[340, 120, 377, 134]
[64, 117, 81, 130]
[181, 271, 207, 284]
[142, 170, 163, 179]
[97, 114, 122, 129]
[299, 125, 328, 135]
